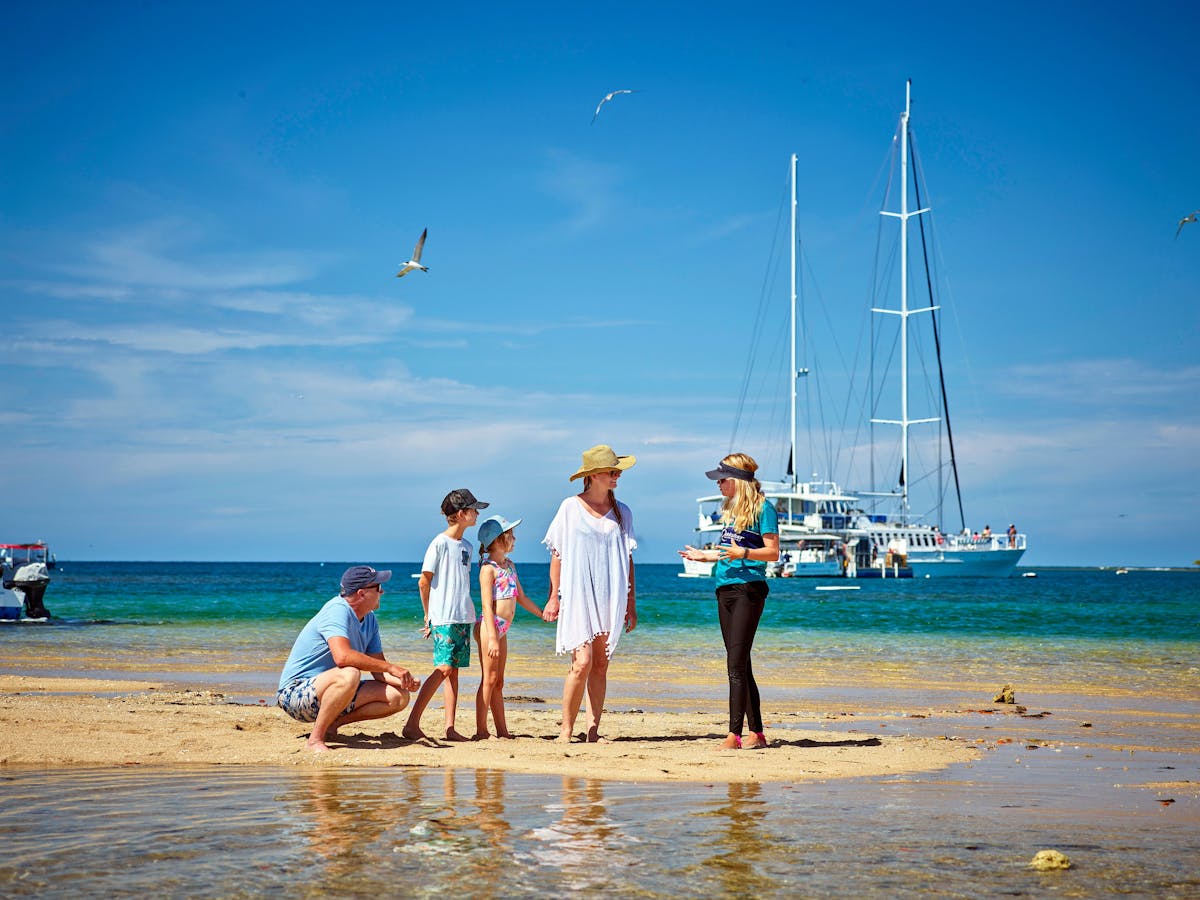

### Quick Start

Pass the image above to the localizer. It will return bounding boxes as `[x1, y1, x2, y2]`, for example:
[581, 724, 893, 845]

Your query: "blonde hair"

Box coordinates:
[479, 530, 514, 563]
[719, 452, 765, 532]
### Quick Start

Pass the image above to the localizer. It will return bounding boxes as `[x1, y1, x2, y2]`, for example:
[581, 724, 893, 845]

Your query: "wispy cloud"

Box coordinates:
[62, 218, 318, 291]
[1002, 358, 1200, 406]
[538, 149, 624, 234]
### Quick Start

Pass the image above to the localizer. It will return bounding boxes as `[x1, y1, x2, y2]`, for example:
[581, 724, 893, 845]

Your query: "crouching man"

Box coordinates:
[278, 565, 420, 752]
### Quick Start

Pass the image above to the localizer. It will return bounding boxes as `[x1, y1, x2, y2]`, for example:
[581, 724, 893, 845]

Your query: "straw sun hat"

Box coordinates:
[569, 444, 637, 481]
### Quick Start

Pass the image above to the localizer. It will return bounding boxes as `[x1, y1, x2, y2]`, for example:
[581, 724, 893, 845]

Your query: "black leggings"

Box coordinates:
[716, 580, 767, 735]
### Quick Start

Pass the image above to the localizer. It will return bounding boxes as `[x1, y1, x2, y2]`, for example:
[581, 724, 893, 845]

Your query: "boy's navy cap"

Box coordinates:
[340, 565, 392, 595]
[441, 488, 489, 515]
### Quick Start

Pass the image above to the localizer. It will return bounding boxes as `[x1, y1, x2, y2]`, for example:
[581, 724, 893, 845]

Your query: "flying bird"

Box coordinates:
[396, 228, 428, 277]
[1176, 210, 1199, 239]
[591, 89, 638, 125]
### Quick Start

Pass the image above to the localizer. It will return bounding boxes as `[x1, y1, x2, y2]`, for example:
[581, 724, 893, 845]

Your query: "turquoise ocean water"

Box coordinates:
[7, 561, 1198, 699]
[2, 563, 1198, 897]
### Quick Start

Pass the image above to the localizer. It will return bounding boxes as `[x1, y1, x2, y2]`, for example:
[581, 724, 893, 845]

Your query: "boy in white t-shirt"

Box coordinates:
[402, 488, 489, 742]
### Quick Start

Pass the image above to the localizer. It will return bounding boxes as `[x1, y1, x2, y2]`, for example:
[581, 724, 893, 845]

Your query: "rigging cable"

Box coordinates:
[908, 126, 966, 533]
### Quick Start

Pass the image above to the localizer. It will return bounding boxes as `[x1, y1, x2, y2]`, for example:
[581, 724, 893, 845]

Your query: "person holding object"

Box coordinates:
[277, 565, 420, 753]
[678, 453, 779, 750]
[542, 444, 638, 743]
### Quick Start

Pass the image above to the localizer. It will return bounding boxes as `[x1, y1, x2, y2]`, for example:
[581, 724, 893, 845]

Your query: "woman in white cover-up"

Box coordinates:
[542, 444, 638, 744]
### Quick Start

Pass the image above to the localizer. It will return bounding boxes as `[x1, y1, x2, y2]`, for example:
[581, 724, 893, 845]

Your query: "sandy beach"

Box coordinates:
[1, 675, 981, 782]
[3, 672, 1195, 798]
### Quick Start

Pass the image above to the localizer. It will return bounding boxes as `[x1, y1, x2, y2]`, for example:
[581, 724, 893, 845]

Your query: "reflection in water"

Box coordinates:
[0, 767, 1194, 898]
[288, 769, 415, 879]
[525, 777, 641, 892]
[691, 782, 784, 895]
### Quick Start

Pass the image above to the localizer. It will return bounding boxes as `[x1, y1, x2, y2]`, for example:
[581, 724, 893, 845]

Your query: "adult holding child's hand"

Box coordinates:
[543, 444, 638, 743]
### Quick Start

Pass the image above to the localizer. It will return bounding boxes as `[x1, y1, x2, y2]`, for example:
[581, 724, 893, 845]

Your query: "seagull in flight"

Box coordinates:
[591, 89, 638, 125]
[396, 228, 428, 277]
[1176, 210, 1199, 239]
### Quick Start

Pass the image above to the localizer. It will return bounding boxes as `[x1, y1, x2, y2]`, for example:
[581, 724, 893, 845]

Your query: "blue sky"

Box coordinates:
[3, 3, 1197, 566]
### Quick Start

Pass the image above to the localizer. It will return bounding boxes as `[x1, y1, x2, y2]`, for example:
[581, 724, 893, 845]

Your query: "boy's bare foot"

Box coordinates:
[471, 732, 491, 741]
[585, 727, 609, 744]
[495, 731, 515, 740]
[444, 728, 470, 742]
[401, 726, 427, 741]
[718, 733, 742, 751]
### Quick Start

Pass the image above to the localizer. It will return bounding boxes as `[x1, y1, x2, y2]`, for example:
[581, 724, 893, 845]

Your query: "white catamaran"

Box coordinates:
[682, 83, 1027, 579]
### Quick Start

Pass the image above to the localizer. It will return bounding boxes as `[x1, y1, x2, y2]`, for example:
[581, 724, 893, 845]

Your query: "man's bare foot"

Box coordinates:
[306, 738, 332, 753]
[718, 733, 742, 751]
[401, 725, 427, 741]
[444, 728, 470, 742]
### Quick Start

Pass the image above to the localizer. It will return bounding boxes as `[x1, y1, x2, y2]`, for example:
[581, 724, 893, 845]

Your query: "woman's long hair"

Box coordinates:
[719, 452, 766, 532]
[581, 476, 623, 528]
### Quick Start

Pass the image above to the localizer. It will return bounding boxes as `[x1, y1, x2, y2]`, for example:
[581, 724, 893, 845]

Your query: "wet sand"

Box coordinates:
[2, 673, 1197, 799]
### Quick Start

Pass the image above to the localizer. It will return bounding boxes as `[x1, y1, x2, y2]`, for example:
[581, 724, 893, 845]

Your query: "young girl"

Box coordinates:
[473, 515, 545, 740]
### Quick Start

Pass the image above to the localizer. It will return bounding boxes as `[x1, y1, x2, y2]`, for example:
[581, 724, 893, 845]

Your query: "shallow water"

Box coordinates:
[1, 759, 1196, 898]
[4, 564, 1198, 705]
[3, 564, 1198, 896]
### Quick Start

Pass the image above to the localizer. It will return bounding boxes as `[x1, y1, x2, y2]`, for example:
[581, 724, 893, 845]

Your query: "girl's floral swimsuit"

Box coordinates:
[477, 558, 517, 637]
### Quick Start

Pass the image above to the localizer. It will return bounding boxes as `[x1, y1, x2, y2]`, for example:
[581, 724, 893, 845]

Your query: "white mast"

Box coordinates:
[874, 81, 936, 522]
[790, 152, 798, 490]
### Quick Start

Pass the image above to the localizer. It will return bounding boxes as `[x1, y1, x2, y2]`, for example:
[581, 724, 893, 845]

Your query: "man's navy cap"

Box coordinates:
[441, 488, 489, 516]
[340, 565, 392, 595]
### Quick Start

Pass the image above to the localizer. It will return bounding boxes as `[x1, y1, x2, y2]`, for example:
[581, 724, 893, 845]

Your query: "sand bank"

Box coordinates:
[1, 676, 980, 782]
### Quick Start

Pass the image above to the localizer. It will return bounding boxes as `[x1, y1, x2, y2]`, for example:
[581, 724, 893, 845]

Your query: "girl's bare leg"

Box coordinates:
[490, 639, 511, 737]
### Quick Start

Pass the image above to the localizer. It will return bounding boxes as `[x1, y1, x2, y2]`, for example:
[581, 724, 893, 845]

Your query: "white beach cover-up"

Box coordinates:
[542, 496, 637, 657]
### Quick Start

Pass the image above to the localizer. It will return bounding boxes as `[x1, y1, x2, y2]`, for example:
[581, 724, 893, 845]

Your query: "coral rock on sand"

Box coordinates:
[993, 684, 1016, 704]
[1030, 849, 1072, 870]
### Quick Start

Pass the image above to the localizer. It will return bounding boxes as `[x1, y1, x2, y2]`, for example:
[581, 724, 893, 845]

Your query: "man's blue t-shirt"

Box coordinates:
[714, 500, 778, 588]
[278, 596, 382, 688]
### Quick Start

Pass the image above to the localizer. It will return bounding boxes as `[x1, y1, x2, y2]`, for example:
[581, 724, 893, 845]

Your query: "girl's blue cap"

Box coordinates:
[478, 515, 521, 549]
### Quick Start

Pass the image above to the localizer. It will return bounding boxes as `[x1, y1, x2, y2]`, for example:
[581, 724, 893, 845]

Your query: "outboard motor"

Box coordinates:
[2, 561, 51, 619]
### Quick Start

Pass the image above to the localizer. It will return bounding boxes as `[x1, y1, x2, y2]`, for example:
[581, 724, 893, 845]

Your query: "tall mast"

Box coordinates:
[789, 152, 798, 490]
[874, 81, 936, 522]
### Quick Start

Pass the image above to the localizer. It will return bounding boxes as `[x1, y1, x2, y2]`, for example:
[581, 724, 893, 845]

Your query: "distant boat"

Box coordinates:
[1115, 568, 1129, 575]
[1, 541, 53, 619]
[681, 83, 1026, 580]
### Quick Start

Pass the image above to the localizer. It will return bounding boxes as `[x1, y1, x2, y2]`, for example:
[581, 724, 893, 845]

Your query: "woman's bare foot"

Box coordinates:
[585, 727, 609, 744]
[743, 732, 768, 750]
[718, 733, 742, 751]
[444, 727, 470, 742]
[555, 731, 574, 743]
